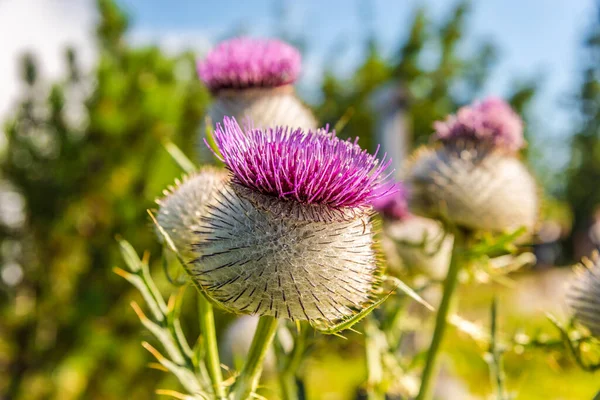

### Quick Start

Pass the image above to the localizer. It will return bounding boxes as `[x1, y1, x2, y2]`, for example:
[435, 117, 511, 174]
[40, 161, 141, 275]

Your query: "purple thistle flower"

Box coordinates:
[211, 117, 394, 209]
[198, 37, 301, 93]
[433, 97, 524, 153]
[372, 181, 410, 221]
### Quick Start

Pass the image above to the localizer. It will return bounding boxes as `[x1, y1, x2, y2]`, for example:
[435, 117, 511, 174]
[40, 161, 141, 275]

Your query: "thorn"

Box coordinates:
[167, 294, 176, 314]
[130, 301, 149, 322]
[142, 341, 166, 362]
[142, 250, 150, 265]
[148, 362, 168, 372]
[113, 267, 131, 279]
[155, 389, 189, 399]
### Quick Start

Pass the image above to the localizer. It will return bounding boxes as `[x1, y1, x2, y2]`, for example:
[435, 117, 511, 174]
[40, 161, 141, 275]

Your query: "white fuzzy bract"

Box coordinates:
[156, 168, 228, 261]
[208, 87, 317, 131]
[190, 183, 379, 324]
[405, 143, 538, 234]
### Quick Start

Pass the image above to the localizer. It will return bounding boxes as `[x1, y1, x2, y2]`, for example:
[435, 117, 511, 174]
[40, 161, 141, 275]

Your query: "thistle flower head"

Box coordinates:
[212, 117, 394, 210]
[198, 37, 301, 93]
[372, 181, 410, 221]
[433, 97, 524, 154]
[567, 253, 600, 337]
[155, 168, 228, 260]
[404, 144, 538, 233]
[185, 118, 393, 324]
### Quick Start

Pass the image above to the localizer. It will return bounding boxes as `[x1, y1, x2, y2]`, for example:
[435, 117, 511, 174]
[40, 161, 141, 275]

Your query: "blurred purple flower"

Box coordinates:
[372, 182, 410, 221]
[433, 97, 524, 153]
[211, 117, 394, 209]
[198, 37, 301, 93]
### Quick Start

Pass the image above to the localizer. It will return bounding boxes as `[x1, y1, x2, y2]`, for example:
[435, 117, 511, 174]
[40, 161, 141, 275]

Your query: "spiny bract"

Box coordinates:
[405, 143, 538, 234]
[155, 167, 228, 261]
[567, 253, 600, 337]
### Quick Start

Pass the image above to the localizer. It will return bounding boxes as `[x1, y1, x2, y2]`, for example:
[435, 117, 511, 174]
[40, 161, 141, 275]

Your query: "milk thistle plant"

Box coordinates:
[403, 97, 539, 400]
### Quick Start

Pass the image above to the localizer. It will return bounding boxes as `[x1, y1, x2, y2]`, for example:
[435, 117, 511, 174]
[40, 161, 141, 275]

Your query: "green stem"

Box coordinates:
[232, 316, 279, 400]
[276, 325, 307, 400]
[365, 319, 385, 400]
[278, 372, 299, 400]
[488, 298, 507, 400]
[417, 230, 464, 400]
[198, 294, 225, 399]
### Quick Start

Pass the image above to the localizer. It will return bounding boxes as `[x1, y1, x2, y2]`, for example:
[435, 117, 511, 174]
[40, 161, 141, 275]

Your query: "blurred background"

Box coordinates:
[0, 0, 599, 399]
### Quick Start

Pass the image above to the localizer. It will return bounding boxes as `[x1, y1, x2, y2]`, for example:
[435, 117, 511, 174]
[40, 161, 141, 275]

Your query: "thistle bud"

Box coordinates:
[155, 167, 228, 261]
[567, 253, 600, 336]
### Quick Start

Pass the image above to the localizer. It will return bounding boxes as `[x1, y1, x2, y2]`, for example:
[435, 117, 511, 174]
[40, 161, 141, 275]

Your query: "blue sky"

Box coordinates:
[0, 0, 595, 179]
[117, 0, 595, 176]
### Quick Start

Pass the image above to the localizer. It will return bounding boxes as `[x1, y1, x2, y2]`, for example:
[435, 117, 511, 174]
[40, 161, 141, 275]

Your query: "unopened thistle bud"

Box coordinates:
[567, 253, 600, 337]
[155, 167, 228, 261]
[190, 117, 393, 324]
[405, 97, 538, 234]
[198, 37, 317, 131]
[373, 182, 453, 279]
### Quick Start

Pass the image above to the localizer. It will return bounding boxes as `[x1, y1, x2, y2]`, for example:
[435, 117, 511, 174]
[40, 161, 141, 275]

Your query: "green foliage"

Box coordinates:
[0, 1, 210, 398]
[566, 6, 600, 251]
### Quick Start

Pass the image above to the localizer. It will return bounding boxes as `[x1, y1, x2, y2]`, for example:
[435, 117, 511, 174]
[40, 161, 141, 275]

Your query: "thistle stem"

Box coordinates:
[488, 298, 507, 400]
[232, 316, 279, 400]
[276, 325, 307, 400]
[417, 229, 464, 400]
[365, 319, 385, 400]
[278, 373, 299, 400]
[197, 294, 226, 399]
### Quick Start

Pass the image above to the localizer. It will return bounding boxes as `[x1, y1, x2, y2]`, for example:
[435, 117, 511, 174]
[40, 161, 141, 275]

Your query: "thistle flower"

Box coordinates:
[155, 167, 228, 261]
[433, 97, 524, 154]
[198, 37, 301, 93]
[373, 182, 453, 279]
[405, 98, 538, 234]
[197, 37, 317, 140]
[190, 117, 393, 323]
[372, 183, 410, 221]
[567, 253, 600, 337]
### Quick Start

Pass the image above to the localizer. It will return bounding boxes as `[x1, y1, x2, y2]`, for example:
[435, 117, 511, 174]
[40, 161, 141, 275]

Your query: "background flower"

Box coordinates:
[567, 253, 600, 337]
[198, 37, 301, 93]
[433, 97, 524, 154]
